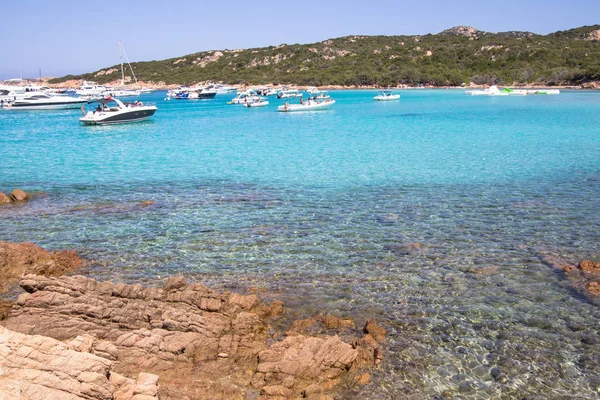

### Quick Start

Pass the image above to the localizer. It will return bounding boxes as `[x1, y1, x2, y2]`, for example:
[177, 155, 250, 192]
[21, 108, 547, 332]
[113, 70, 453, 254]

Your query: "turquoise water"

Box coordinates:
[1, 90, 600, 399]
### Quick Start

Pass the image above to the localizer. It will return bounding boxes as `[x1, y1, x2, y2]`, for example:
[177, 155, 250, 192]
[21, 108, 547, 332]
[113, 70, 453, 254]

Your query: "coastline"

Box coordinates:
[31, 77, 600, 91]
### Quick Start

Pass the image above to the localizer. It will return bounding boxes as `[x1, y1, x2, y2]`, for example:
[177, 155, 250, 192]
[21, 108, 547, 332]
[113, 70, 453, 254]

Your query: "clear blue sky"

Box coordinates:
[1, 0, 598, 80]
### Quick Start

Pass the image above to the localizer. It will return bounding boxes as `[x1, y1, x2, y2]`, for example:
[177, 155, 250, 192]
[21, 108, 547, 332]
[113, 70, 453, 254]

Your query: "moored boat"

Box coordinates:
[79, 97, 157, 125]
[2, 93, 87, 110]
[277, 99, 335, 112]
[373, 90, 400, 101]
[243, 99, 269, 108]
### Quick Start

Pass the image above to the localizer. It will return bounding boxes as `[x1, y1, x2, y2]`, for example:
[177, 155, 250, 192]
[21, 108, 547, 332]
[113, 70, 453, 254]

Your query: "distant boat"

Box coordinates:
[166, 86, 217, 100]
[373, 90, 400, 101]
[277, 88, 303, 99]
[2, 92, 87, 110]
[243, 98, 269, 108]
[79, 97, 157, 125]
[464, 85, 509, 96]
[278, 99, 335, 112]
[465, 86, 560, 96]
[230, 90, 262, 104]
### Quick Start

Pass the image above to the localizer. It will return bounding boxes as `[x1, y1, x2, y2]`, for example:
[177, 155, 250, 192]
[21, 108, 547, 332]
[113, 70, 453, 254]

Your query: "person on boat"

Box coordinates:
[95, 104, 102, 113]
[299, 98, 303, 105]
[284, 102, 289, 111]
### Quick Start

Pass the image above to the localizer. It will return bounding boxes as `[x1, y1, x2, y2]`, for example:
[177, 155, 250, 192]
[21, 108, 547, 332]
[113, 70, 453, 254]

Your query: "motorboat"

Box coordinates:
[103, 87, 141, 97]
[278, 99, 335, 112]
[265, 88, 280, 96]
[230, 90, 262, 104]
[277, 88, 303, 99]
[79, 97, 157, 125]
[166, 86, 217, 100]
[243, 98, 269, 108]
[306, 86, 320, 94]
[205, 83, 237, 94]
[2, 92, 87, 110]
[374, 90, 400, 101]
[464, 85, 509, 96]
[531, 89, 560, 95]
[76, 81, 108, 97]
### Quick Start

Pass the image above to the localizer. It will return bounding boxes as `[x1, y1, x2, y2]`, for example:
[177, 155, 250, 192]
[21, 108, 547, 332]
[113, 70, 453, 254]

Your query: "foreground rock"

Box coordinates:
[3, 275, 384, 399]
[0, 326, 158, 400]
[0, 242, 83, 298]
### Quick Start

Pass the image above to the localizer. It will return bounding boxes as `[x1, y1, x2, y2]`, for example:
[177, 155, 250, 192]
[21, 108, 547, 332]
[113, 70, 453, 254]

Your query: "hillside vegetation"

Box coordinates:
[49, 25, 600, 87]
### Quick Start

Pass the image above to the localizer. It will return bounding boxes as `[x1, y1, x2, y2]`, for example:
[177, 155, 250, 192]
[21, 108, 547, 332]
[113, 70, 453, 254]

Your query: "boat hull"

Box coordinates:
[374, 95, 400, 101]
[79, 108, 157, 125]
[278, 100, 335, 112]
[4, 100, 87, 110]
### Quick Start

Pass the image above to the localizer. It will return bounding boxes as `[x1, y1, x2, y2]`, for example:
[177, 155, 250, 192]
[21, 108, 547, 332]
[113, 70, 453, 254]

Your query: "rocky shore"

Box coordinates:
[1, 242, 384, 399]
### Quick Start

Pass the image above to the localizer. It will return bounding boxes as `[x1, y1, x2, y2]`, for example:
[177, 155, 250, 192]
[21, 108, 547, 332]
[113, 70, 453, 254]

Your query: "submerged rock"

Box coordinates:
[3, 275, 384, 399]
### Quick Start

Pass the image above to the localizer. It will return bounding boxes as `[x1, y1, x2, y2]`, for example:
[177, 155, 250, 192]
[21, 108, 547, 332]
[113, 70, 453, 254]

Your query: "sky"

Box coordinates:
[1, 0, 598, 80]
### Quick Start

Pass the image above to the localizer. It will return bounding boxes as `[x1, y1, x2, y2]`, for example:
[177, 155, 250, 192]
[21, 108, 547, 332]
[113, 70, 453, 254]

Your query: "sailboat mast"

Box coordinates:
[120, 43, 138, 85]
[119, 41, 125, 86]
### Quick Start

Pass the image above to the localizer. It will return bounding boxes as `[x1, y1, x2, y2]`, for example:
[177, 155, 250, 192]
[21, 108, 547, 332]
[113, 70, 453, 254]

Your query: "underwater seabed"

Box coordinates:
[1, 90, 599, 399]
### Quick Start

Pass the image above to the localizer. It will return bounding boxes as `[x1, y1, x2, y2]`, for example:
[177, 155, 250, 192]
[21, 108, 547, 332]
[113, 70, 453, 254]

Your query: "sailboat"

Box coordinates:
[103, 41, 149, 97]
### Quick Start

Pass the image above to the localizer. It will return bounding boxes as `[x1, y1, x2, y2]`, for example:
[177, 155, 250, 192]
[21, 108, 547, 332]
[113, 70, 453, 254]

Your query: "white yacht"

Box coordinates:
[2, 92, 87, 110]
[277, 88, 303, 99]
[76, 81, 108, 98]
[79, 97, 157, 125]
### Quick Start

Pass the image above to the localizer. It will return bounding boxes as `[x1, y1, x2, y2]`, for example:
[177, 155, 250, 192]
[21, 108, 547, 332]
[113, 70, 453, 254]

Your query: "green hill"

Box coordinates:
[49, 25, 600, 87]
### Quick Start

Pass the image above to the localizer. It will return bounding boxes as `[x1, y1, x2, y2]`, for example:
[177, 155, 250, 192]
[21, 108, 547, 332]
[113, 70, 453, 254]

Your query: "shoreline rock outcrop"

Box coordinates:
[2, 274, 385, 399]
[0, 325, 159, 400]
[0, 241, 83, 294]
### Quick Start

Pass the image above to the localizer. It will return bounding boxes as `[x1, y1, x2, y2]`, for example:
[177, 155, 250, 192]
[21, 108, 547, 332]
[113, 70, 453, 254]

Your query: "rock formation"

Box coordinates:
[2, 275, 385, 399]
[0, 326, 159, 400]
[0, 241, 83, 296]
[9, 189, 28, 202]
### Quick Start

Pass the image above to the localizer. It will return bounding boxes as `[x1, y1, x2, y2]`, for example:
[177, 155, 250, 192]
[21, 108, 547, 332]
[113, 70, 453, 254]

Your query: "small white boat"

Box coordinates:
[373, 90, 400, 101]
[306, 86, 321, 94]
[277, 89, 303, 99]
[243, 99, 269, 108]
[465, 85, 509, 96]
[278, 99, 335, 112]
[79, 97, 157, 125]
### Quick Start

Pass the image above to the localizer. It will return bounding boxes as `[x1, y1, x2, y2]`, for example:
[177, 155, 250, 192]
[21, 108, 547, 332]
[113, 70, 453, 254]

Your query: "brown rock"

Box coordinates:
[363, 319, 386, 343]
[578, 260, 600, 274]
[321, 313, 355, 329]
[586, 281, 600, 296]
[354, 372, 371, 385]
[3, 274, 383, 399]
[0, 300, 12, 321]
[0, 192, 10, 204]
[9, 188, 27, 202]
[0, 242, 84, 294]
[562, 265, 576, 273]
[0, 326, 114, 400]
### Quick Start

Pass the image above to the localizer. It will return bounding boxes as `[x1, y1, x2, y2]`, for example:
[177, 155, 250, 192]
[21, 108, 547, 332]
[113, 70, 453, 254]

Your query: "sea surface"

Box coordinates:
[1, 89, 600, 399]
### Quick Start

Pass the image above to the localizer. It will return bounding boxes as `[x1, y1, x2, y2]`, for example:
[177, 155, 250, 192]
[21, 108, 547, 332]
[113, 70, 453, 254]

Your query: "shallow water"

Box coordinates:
[1, 89, 600, 399]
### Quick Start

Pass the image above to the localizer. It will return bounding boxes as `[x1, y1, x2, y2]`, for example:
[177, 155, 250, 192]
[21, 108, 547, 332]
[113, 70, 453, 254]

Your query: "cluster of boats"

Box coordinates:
[465, 85, 560, 96]
[226, 86, 336, 112]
